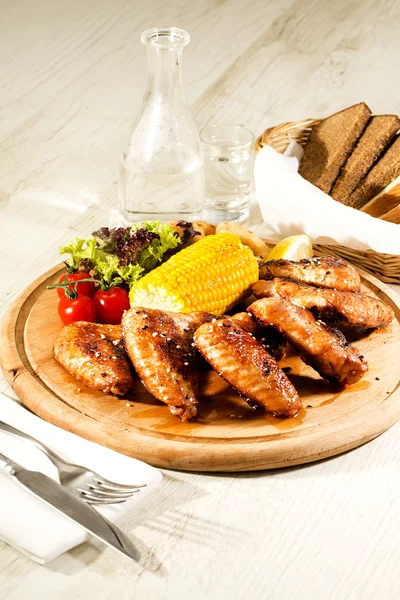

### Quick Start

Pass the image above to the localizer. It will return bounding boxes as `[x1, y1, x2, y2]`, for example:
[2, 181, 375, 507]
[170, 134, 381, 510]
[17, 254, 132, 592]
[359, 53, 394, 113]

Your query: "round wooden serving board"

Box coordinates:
[1, 264, 400, 472]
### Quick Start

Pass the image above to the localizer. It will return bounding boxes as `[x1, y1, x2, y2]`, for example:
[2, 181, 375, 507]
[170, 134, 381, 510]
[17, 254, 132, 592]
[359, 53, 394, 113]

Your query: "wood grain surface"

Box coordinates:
[1, 0, 400, 599]
[1, 263, 400, 472]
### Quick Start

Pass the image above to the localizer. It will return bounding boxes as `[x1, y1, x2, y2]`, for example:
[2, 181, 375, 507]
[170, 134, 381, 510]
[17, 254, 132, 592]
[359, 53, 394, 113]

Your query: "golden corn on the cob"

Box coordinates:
[129, 233, 259, 315]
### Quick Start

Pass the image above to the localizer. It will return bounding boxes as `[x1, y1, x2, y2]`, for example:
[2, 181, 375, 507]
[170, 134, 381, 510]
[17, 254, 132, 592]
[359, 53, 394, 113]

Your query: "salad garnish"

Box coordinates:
[59, 221, 181, 288]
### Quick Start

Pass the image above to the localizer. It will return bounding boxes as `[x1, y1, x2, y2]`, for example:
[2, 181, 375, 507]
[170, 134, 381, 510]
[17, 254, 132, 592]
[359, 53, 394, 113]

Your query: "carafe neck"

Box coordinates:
[146, 44, 184, 98]
[141, 27, 190, 101]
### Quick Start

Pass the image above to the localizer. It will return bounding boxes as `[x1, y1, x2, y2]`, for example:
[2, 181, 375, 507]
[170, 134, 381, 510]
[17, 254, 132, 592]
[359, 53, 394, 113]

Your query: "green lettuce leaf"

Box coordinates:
[59, 222, 182, 289]
[131, 221, 181, 271]
[93, 254, 144, 287]
[59, 238, 97, 269]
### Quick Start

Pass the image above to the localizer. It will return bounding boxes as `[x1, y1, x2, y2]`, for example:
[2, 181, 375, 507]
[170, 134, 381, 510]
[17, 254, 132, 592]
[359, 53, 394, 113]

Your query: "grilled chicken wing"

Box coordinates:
[54, 322, 134, 395]
[122, 308, 214, 420]
[194, 318, 301, 417]
[231, 312, 289, 360]
[252, 279, 394, 329]
[259, 256, 361, 291]
[249, 299, 368, 385]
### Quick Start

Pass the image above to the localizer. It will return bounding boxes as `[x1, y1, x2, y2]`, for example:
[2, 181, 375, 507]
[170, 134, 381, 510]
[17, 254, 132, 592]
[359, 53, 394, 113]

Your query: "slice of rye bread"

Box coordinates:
[298, 102, 371, 194]
[380, 204, 400, 224]
[347, 136, 400, 209]
[331, 114, 400, 204]
[360, 176, 400, 217]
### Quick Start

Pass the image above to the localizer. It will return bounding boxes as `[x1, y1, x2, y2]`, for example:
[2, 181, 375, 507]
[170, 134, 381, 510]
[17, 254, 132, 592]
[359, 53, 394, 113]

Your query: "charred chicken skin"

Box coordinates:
[54, 322, 134, 395]
[231, 312, 289, 361]
[259, 256, 361, 292]
[249, 298, 368, 385]
[122, 307, 214, 420]
[194, 318, 302, 417]
[252, 279, 394, 329]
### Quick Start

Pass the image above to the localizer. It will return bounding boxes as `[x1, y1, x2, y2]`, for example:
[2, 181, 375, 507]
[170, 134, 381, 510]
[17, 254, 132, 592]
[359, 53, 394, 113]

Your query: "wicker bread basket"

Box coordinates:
[255, 119, 400, 284]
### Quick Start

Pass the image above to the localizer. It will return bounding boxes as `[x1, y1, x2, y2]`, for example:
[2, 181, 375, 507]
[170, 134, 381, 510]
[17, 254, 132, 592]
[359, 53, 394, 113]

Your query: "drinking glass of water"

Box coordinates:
[200, 125, 254, 223]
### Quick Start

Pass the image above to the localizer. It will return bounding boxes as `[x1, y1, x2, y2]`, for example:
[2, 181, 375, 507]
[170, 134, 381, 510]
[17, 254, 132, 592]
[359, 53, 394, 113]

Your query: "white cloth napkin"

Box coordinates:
[253, 143, 400, 255]
[0, 393, 162, 564]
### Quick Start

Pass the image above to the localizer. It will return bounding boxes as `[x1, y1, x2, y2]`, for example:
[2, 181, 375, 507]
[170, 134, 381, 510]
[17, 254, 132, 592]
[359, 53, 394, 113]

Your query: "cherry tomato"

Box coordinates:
[58, 295, 96, 325]
[93, 287, 130, 324]
[57, 272, 96, 299]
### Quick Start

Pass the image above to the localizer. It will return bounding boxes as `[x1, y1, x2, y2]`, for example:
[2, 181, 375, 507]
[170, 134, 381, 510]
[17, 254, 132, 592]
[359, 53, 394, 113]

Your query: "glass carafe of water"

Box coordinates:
[120, 27, 204, 222]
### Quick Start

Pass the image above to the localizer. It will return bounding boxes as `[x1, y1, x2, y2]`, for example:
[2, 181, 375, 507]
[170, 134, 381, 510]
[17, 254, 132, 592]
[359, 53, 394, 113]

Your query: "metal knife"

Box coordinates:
[0, 452, 139, 561]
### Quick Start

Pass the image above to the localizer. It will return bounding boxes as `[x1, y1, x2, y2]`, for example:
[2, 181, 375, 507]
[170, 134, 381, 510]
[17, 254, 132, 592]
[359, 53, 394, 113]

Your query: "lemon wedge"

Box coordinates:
[266, 235, 313, 261]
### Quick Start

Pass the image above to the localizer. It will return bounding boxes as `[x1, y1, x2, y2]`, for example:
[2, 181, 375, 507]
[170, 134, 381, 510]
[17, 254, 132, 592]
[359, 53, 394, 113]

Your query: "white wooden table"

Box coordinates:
[1, 1, 400, 598]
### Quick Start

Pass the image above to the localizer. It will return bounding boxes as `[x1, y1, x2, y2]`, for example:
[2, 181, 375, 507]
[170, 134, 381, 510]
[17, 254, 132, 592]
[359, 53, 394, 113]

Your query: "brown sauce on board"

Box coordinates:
[319, 395, 340, 407]
[122, 368, 372, 435]
[319, 379, 371, 406]
[126, 373, 310, 435]
[129, 406, 200, 435]
[264, 408, 306, 430]
[128, 399, 307, 435]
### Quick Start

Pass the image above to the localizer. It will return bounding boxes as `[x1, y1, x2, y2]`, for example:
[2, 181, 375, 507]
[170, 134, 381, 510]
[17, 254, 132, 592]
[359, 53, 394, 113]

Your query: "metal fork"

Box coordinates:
[0, 420, 146, 505]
